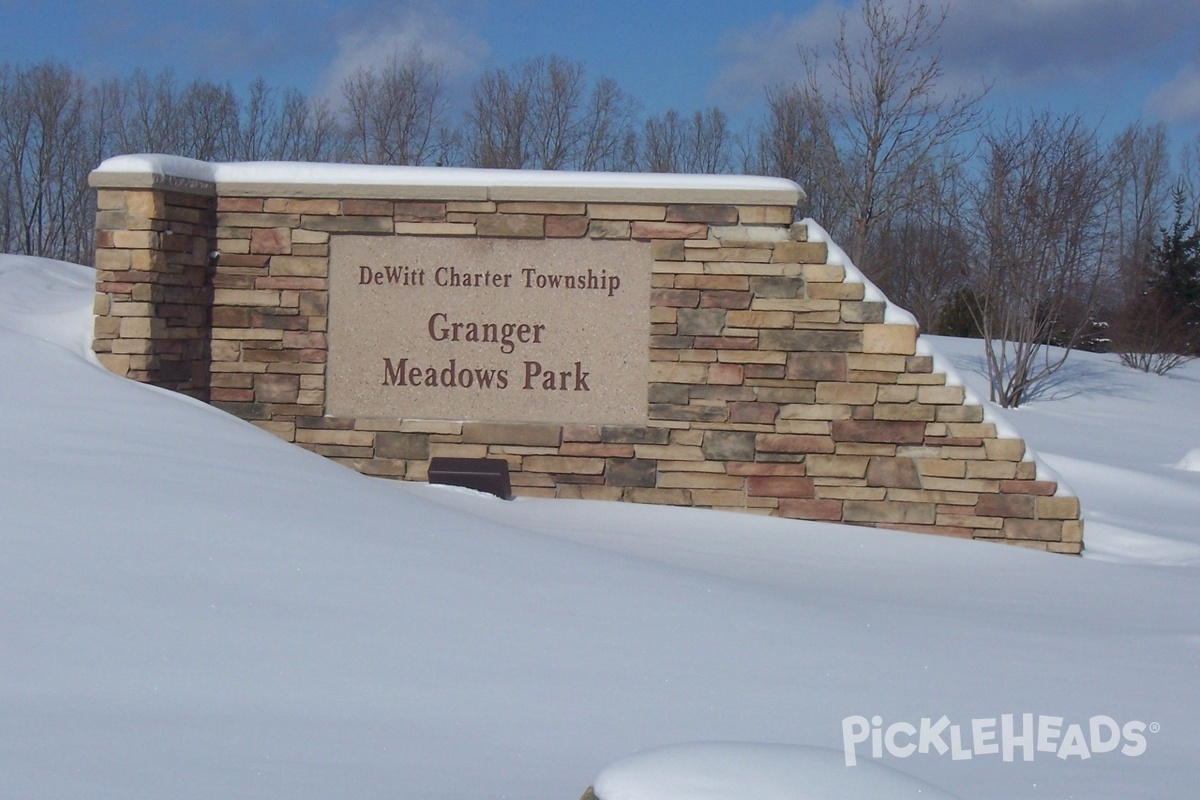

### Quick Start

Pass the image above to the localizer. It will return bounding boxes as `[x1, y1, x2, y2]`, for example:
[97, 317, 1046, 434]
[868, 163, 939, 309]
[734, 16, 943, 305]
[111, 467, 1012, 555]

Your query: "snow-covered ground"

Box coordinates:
[2, 254, 1198, 799]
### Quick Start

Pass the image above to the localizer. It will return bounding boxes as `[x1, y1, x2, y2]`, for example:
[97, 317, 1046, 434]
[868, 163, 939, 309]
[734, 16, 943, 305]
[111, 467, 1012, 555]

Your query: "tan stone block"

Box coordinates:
[725, 310, 793, 329]
[394, 222, 476, 236]
[588, 203, 666, 220]
[657, 460, 726, 475]
[522, 455, 605, 474]
[111, 230, 159, 249]
[650, 362, 709, 384]
[918, 385, 966, 405]
[893, 371, 946, 385]
[588, 219, 631, 239]
[118, 317, 153, 338]
[965, 461, 1018, 480]
[806, 455, 869, 478]
[93, 316, 120, 339]
[865, 456, 921, 489]
[109, 301, 155, 317]
[95, 189, 125, 211]
[916, 458, 965, 478]
[624, 488, 692, 506]
[806, 282, 864, 301]
[95, 249, 132, 270]
[737, 205, 794, 225]
[289, 229, 328, 245]
[1004, 518, 1067, 542]
[984, 438, 1026, 461]
[269, 256, 327, 277]
[264, 198, 340, 214]
[631, 221, 708, 240]
[96, 352, 131, 375]
[802, 263, 845, 282]
[213, 289, 281, 306]
[462, 422, 562, 447]
[124, 191, 165, 218]
[874, 403, 937, 421]
[692, 489, 747, 507]
[633, 444, 705, 461]
[111, 336, 156, 355]
[717, 351, 786, 367]
[772, 241, 828, 263]
[779, 403, 851, 421]
[816, 382, 878, 405]
[1036, 496, 1081, 520]
[862, 324, 917, 355]
[295, 428, 374, 447]
[892, 489, 978, 506]
[658, 472, 744, 490]
[429, 443, 490, 459]
[923, 477, 1000, 493]
[840, 500, 934, 524]
[937, 513, 1003, 529]
[844, 353, 905, 373]
[476, 213, 543, 237]
[875, 385, 917, 403]
[688, 246, 773, 263]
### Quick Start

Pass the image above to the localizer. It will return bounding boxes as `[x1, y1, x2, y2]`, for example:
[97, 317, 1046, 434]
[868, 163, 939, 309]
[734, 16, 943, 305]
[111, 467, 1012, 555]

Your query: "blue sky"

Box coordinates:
[3, 0, 1200, 145]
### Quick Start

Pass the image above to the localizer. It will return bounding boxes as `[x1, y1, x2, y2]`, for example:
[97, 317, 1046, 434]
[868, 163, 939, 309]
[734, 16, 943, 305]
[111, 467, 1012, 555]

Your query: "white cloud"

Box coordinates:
[313, 7, 488, 104]
[710, 2, 846, 103]
[712, 0, 1200, 103]
[1146, 64, 1200, 124]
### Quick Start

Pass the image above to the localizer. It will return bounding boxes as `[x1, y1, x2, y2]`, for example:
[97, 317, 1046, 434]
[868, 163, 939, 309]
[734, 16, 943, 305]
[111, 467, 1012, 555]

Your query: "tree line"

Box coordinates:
[3, 0, 1199, 403]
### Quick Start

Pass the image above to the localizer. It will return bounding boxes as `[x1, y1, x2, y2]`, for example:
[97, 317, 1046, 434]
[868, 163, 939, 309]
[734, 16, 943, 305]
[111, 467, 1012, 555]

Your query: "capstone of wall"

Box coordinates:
[89, 156, 1083, 554]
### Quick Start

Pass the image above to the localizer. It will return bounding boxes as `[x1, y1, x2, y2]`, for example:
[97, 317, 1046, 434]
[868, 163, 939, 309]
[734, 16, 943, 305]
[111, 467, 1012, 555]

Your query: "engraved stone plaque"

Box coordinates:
[327, 236, 651, 424]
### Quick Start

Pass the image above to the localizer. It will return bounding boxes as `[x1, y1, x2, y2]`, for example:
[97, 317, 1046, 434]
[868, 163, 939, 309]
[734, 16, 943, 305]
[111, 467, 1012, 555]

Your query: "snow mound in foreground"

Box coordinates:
[592, 742, 961, 800]
[0, 254, 95, 359]
[1173, 448, 1200, 472]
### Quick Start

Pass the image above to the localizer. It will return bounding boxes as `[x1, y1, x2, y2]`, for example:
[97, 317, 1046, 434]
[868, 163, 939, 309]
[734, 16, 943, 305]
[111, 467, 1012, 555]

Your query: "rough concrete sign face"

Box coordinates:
[327, 236, 651, 424]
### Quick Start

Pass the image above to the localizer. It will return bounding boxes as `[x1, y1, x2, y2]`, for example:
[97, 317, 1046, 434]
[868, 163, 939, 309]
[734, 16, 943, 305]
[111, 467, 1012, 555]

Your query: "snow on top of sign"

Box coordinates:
[92, 154, 802, 194]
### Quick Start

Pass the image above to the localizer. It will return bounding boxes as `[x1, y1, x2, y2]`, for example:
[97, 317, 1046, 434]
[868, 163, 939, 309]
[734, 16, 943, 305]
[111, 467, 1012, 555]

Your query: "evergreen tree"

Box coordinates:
[1149, 188, 1200, 353]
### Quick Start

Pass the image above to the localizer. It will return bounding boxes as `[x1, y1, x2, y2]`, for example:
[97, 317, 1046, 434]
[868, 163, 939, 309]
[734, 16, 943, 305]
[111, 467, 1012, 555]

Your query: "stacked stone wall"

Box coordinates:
[92, 188, 214, 397]
[89, 160, 1083, 553]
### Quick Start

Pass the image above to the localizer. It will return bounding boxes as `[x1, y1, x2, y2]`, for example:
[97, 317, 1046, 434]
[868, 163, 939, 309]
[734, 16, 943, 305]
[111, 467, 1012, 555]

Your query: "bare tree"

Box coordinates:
[793, 0, 985, 262]
[867, 158, 970, 331]
[577, 77, 640, 171]
[640, 107, 731, 173]
[464, 56, 640, 171]
[967, 112, 1114, 407]
[342, 48, 448, 166]
[527, 56, 586, 169]
[272, 89, 343, 162]
[0, 61, 94, 262]
[464, 59, 537, 168]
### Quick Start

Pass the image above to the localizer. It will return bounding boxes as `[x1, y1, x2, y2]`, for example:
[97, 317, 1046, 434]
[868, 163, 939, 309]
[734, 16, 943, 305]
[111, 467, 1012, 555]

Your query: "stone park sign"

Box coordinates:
[88, 155, 1083, 553]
